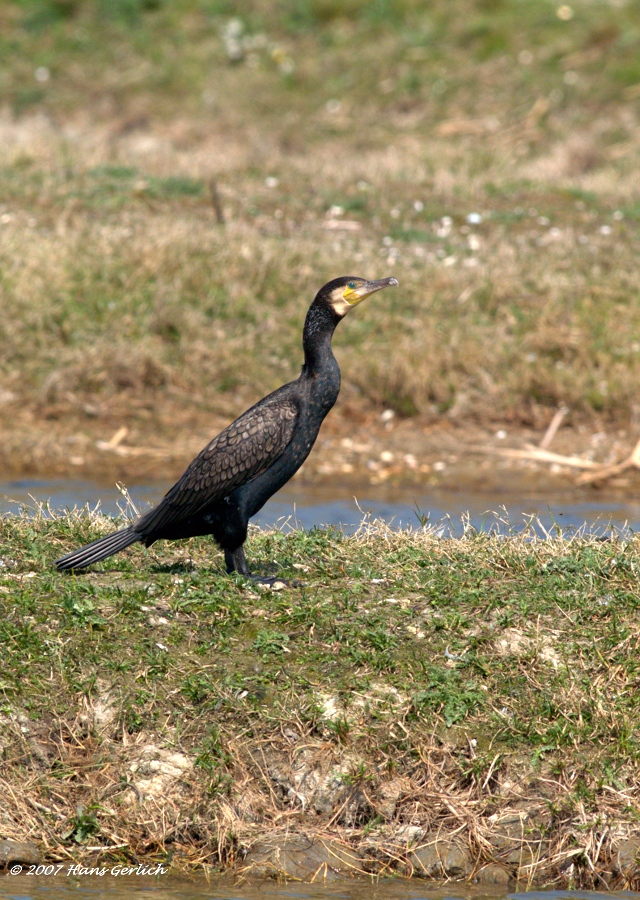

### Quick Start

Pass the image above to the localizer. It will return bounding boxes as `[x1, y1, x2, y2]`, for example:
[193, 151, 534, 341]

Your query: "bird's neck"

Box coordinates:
[301, 301, 340, 375]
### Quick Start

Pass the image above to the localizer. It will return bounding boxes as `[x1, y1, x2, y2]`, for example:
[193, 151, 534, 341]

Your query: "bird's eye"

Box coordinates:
[347, 281, 356, 289]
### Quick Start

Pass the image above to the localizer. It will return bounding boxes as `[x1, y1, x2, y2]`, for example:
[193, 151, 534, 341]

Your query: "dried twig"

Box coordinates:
[576, 437, 640, 484]
[95, 427, 171, 459]
[321, 220, 361, 231]
[95, 426, 128, 452]
[468, 443, 597, 469]
[209, 179, 225, 225]
[540, 406, 568, 450]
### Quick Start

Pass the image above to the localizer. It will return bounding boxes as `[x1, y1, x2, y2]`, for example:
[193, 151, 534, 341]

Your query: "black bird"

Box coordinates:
[55, 276, 398, 582]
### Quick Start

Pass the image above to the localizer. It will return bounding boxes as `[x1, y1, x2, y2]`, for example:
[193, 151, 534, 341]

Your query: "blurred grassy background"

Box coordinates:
[1, 0, 640, 440]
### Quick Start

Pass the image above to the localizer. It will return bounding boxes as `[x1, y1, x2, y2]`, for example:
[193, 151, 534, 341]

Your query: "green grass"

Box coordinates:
[2, 512, 640, 880]
[3, 0, 640, 121]
[2, 0, 640, 439]
[4, 514, 640, 761]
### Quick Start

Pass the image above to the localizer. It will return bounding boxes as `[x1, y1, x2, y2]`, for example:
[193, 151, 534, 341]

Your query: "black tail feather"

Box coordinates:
[55, 527, 140, 571]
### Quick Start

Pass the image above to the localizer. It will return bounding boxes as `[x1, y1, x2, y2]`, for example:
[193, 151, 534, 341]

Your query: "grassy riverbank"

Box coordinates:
[2, 0, 640, 481]
[1, 512, 640, 885]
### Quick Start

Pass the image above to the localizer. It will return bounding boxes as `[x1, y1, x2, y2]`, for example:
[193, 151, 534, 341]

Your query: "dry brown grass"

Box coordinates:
[2, 0, 640, 458]
[3, 671, 640, 886]
[2, 124, 640, 432]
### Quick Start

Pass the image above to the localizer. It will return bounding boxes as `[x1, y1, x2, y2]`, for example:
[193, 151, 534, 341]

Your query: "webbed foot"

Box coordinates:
[224, 547, 302, 587]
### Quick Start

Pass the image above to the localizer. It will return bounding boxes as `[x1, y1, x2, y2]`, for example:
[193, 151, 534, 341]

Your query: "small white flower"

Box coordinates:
[224, 18, 244, 38]
[599, 224, 612, 235]
[437, 216, 453, 238]
[557, 5, 574, 20]
[34, 66, 50, 83]
[466, 212, 482, 224]
[265, 176, 279, 188]
[279, 57, 295, 75]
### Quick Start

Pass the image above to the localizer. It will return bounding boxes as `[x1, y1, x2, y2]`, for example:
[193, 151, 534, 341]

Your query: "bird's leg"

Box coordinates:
[224, 546, 299, 588]
[225, 547, 251, 576]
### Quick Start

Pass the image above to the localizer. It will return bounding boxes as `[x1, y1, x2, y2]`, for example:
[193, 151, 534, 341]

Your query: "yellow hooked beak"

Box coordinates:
[343, 276, 399, 306]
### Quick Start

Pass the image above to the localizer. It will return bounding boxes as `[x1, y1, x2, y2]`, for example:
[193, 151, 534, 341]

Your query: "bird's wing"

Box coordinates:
[136, 397, 299, 535]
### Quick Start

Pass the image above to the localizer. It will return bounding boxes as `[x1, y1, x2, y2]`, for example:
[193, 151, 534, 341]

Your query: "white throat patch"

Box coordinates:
[330, 295, 353, 317]
[328, 287, 357, 317]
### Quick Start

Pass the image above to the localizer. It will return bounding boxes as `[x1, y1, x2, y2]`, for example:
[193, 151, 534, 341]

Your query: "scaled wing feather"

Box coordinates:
[135, 399, 298, 535]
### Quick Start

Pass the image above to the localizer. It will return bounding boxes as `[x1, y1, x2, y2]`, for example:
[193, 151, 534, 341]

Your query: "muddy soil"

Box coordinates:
[2, 400, 638, 500]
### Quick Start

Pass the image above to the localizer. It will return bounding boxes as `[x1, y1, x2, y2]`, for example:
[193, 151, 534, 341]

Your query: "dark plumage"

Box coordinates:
[55, 275, 398, 581]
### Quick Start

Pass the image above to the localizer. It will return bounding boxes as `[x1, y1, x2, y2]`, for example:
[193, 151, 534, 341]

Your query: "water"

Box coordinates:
[0, 478, 639, 538]
[0, 876, 638, 900]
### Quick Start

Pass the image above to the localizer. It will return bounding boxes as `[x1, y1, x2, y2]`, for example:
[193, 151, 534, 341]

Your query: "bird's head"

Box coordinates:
[320, 275, 399, 318]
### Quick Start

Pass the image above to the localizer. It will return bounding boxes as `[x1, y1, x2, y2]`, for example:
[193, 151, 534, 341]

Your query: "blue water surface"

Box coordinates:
[1, 479, 638, 539]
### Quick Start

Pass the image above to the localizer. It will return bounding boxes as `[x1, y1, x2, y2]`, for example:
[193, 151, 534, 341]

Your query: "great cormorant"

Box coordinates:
[54, 275, 398, 582]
